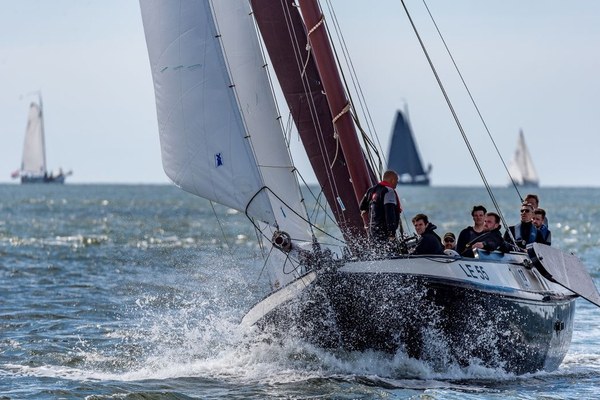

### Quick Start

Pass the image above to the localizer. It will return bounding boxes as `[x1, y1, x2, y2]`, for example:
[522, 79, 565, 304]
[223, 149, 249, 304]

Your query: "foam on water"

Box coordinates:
[3, 185, 600, 398]
[0, 251, 530, 389]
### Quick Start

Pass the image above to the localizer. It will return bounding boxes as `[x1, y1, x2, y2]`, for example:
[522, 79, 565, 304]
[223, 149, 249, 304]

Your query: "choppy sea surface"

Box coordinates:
[1, 184, 600, 399]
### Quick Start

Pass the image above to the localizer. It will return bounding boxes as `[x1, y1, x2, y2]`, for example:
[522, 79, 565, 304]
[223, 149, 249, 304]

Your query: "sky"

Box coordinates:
[1, 1, 599, 186]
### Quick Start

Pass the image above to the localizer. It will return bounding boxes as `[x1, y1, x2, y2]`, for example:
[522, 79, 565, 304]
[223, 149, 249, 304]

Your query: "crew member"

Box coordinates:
[359, 170, 402, 248]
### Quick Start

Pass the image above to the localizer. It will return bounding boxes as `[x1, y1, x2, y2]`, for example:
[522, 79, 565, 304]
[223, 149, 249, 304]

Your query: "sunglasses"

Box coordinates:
[444, 238, 455, 243]
[520, 209, 531, 213]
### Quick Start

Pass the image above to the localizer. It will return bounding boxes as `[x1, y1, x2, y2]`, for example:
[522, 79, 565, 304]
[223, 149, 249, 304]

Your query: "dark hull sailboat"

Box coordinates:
[245, 248, 579, 374]
[21, 173, 67, 184]
[387, 110, 431, 185]
[141, 0, 598, 374]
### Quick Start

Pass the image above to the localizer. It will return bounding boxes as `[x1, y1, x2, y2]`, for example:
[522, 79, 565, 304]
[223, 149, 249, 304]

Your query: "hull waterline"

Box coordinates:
[21, 174, 66, 184]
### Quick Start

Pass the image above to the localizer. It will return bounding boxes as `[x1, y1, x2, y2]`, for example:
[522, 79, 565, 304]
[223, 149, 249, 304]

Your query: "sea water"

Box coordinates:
[1, 184, 600, 399]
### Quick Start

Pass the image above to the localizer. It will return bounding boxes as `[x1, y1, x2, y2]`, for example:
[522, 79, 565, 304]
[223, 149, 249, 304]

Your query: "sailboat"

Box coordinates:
[508, 129, 539, 188]
[387, 109, 431, 185]
[140, 0, 599, 374]
[12, 93, 72, 184]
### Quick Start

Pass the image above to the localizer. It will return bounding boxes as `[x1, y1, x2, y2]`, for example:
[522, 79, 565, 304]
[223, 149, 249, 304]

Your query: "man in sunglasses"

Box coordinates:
[503, 202, 538, 251]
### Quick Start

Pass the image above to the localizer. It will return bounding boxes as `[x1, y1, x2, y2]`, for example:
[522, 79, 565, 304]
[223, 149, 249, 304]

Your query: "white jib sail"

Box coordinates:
[140, 0, 275, 224]
[21, 102, 46, 176]
[140, 0, 313, 278]
[211, 1, 312, 250]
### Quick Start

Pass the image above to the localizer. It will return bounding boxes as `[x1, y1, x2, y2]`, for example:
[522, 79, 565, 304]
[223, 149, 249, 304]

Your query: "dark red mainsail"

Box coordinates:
[251, 0, 374, 242]
[297, 0, 374, 205]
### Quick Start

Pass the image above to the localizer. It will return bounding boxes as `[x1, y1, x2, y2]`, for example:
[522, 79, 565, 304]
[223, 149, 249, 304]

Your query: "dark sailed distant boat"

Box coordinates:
[11, 93, 72, 184]
[387, 109, 431, 185]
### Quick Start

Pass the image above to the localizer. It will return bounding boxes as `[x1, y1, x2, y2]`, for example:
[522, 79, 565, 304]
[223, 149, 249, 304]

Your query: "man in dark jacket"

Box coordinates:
[359, 170, 401, 248]
[456, 205, 487, 257]
[471, 212, 505, 253]
[504, 202, 537, 251]
[411, 213, 444, 255]
[533, 208, 551, 245]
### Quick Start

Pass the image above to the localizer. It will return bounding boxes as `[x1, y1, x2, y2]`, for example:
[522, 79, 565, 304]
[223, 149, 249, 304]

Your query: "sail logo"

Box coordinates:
[215, 153, 223, 167]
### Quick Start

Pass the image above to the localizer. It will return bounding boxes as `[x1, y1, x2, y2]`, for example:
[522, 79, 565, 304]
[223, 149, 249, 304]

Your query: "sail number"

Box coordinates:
[459, 263, 490, 281]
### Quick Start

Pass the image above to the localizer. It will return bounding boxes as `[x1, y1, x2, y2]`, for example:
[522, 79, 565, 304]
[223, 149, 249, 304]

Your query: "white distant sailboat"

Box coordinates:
[12, 93, 72, 184]
[508, 129, 539, 187]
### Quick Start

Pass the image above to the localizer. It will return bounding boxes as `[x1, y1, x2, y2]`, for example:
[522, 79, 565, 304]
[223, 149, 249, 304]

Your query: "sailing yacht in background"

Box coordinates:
[508, 129, 539, 187]
[387, 108, 431, 185]
[12, 93, 72, 184]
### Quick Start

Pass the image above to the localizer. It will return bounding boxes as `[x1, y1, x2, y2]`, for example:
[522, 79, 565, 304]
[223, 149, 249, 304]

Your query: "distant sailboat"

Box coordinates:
[387, 109, 431, 185]
[12, 93, 72, 184]
[508, 129, 539, 187]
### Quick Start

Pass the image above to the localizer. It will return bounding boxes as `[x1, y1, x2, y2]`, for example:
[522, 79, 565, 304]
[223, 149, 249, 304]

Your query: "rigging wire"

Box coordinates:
[323, 0, 385, 177]
[420, 0, 524, 203]
[399, 0, 518, 244]
[209, 200, 236, 257]
[245, 185, 346, 246]
[249, 2, 349, 245]
[276, 1, 350, 232]
[282, 0, 354, 224]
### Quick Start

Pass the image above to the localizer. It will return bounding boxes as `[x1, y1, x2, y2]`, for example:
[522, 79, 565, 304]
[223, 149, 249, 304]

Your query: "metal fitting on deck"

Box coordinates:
[272, 231, 292, 252]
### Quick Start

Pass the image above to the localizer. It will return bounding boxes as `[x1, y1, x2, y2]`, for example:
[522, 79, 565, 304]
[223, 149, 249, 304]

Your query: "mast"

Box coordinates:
[297, 0, 374, 208]
[250, 0, 367, 240]
[38, 92, 47, 174]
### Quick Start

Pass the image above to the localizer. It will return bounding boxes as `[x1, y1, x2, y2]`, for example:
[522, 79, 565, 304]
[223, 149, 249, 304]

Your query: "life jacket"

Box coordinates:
[374, 180, 401, 213]
[538, 225, 551, 243]
[362, 181, 400, 239]
[513, 222, 537, 244]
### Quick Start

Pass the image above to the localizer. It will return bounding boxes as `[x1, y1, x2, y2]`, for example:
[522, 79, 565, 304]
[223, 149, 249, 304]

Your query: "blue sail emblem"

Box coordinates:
[215, 153, 223, 167]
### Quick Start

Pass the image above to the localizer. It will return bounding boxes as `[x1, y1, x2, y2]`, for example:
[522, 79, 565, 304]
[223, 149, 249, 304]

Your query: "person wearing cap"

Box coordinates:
[443, 232, 456, 251]
[503, 202, 537, 251]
